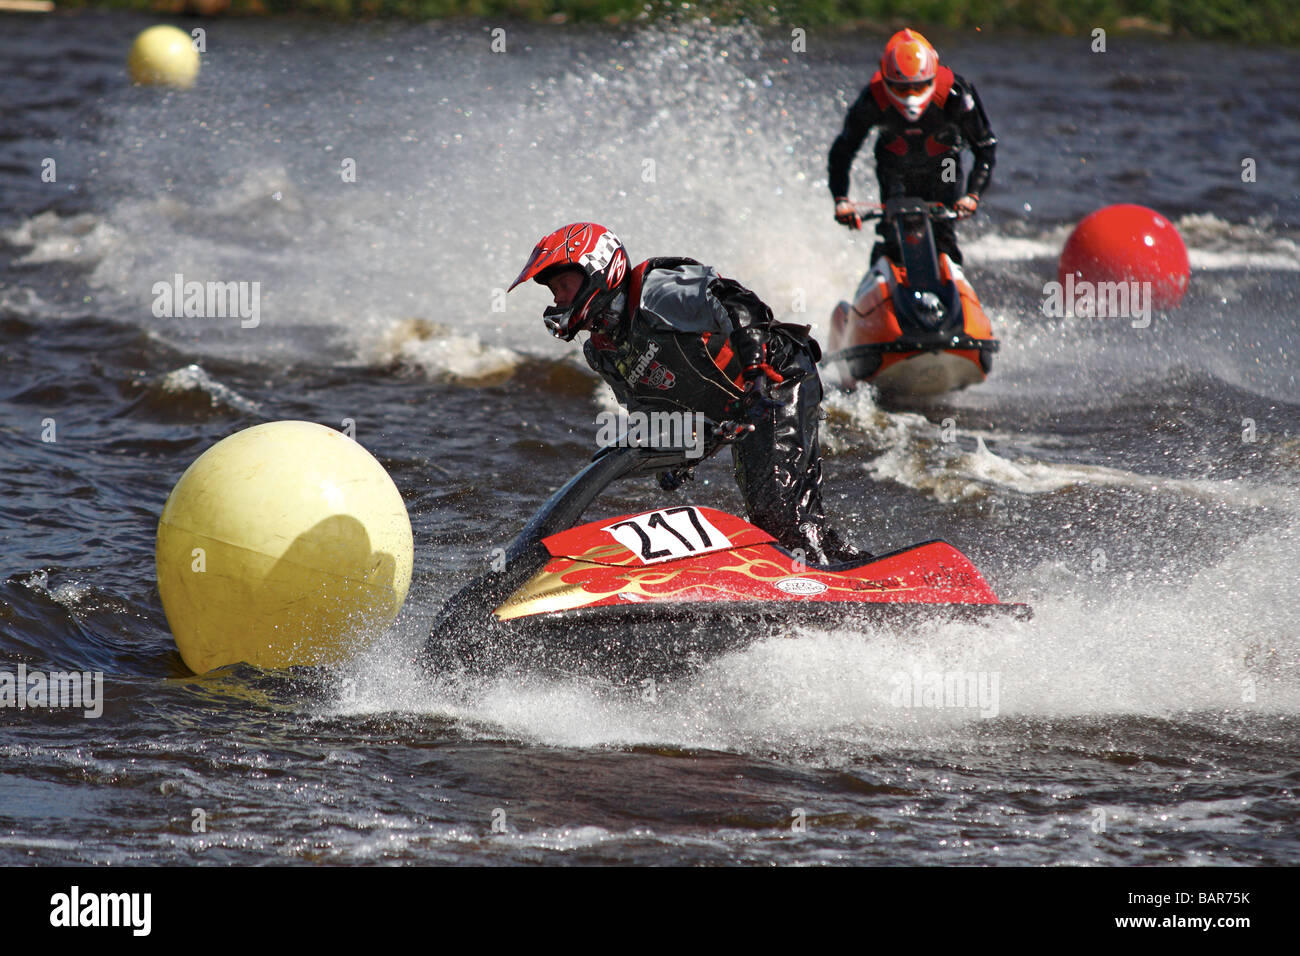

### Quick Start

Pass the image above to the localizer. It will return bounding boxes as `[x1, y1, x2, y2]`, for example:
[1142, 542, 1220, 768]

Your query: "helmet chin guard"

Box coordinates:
[510, 223, 629, 340]
[542, 303, 580, 340]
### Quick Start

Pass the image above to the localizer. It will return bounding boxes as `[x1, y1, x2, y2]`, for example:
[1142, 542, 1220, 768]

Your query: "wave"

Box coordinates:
[315, 497, 1300, 761]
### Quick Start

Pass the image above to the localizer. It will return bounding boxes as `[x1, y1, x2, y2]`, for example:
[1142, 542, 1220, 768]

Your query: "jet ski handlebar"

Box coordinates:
[850, 200, 970, 221]
[592, 419, 753, 477]
[504, 420, 753, 562]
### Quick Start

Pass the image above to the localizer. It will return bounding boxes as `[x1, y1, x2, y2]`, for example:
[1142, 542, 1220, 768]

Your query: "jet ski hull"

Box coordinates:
[424, 499, 1030, 680]
[427, 598, 1031, 680]
[824, 222, 998, 398]
[834, 344, 989, 397]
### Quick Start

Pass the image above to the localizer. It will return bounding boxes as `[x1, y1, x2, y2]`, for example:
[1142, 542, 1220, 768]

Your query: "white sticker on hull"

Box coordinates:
[603, 507, 730, 565]
[774, 577, 829, 596]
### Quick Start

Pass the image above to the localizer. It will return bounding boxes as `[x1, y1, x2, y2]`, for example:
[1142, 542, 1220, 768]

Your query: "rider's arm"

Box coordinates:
[956, 79, 997, 199]
[828, 89, 881, 200]
[710, 279, 804, 418]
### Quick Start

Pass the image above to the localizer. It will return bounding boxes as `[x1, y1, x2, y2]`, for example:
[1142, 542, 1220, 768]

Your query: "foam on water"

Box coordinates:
[324, 505, 1298, 762]
[826, 387, 1291, 509]
[349, 317, 523, 384]
[1178, 213, 1300, 271]
[7, 210, 122, 267]
[15, 570, 106, 614]
[157, 363, 263, 413]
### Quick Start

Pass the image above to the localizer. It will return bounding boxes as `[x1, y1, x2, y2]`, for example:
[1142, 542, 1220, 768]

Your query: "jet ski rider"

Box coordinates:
[829, 28, 997, 265]
[509, 222, 863, 566]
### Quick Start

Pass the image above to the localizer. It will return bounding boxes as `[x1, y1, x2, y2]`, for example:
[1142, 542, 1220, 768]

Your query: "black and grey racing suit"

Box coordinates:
[583, 257, 861, 565]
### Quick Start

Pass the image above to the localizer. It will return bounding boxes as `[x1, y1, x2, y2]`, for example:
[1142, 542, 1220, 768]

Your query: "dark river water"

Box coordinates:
[1, 9, 1298, 873]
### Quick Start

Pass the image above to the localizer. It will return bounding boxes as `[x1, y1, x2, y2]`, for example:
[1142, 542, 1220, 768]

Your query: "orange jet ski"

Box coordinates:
[824, 198, 999, 398]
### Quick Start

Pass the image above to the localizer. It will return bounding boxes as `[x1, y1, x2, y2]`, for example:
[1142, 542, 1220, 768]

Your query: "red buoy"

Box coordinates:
[1058, 204, 1190, 309]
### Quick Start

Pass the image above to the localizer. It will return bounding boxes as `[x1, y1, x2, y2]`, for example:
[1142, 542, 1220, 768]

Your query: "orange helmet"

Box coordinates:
[880, 29, 939, 121]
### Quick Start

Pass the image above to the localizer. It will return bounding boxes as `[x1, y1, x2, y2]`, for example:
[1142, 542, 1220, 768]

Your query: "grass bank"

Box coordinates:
[64, 0, 1300, 45]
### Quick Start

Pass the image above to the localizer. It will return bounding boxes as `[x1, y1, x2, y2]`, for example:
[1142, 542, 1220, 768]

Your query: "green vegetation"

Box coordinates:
[70, 0, 1300, 45]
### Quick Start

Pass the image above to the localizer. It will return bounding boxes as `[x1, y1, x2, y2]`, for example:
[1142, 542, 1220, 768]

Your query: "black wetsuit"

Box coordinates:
[828, 67, 996, 264]
[583, 258, 859, 564]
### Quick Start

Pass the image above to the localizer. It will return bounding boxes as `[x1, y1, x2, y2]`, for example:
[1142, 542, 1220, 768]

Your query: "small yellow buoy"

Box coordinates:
[128, 24, 200, 89]
[156, 421, 414, 674]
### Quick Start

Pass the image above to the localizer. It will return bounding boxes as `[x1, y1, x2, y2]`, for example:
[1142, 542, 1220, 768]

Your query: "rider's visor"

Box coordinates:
[886, 78, 934, 97]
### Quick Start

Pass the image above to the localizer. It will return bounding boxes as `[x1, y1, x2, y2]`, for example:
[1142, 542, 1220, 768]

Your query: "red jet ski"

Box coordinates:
[824, 198, 999, 398]
[423, 423, 1029, 678]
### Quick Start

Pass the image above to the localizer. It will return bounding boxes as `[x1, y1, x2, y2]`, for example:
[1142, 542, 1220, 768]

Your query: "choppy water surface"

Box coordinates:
[1, 11, 1298, 867]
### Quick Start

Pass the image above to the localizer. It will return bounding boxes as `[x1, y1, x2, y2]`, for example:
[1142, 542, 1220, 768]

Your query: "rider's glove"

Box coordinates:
[657, 467, 693, 492]
[834, 197, 862, 231]
[729, 327, 787, 422]
[740, 372, 784, 422]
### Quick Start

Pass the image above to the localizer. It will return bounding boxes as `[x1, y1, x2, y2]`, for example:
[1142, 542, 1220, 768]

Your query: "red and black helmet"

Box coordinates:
[509, 222, 630, 340]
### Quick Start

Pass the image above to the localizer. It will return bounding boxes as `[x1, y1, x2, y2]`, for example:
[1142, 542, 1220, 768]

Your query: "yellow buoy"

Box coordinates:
[156, 421, 414, 674]
[128, 24, 200, 89]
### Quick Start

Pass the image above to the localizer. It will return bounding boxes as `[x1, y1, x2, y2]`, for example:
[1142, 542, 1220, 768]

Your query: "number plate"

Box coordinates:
[603, 507, 731, 565]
